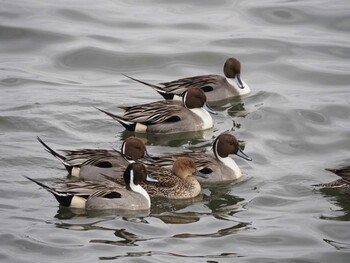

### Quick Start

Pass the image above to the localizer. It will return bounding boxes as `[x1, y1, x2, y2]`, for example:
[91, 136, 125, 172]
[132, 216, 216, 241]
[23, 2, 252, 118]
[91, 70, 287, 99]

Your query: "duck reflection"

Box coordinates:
[315, 165, 350, 221]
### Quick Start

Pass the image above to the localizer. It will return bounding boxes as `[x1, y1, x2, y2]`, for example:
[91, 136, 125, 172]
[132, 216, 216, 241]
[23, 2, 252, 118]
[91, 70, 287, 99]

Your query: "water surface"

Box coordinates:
[1, 0, 350, 262]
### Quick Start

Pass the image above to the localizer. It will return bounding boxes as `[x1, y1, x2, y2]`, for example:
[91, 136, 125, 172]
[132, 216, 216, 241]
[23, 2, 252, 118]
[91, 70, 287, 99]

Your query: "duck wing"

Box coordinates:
[120, 100, 184, 124]
[160, 75, 222, 93]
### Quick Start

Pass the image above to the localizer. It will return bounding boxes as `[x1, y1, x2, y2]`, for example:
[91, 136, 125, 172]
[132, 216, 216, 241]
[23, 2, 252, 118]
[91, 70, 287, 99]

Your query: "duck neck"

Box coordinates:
[213, 140, 242, 179]
[189, 108, 213, 129]
[225, 77, 251, 96]
[129, 172, 151, 208]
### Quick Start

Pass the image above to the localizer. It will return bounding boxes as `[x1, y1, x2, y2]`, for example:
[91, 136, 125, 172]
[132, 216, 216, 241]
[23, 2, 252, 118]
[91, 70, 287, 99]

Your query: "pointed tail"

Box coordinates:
[36, 136, 73, 174]
[37, 136, 66, 162]
[122, 74, 173, 100]
[24, 176, 74, 207]
[95, 107, 136, 131]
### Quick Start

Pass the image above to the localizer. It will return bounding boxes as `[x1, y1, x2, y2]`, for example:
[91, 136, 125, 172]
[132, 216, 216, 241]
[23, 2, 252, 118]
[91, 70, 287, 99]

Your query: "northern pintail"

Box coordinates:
[97, 87, 217, 134]
[315, 166, 350, 190]
[25, 163, 155, 210]
[111, 157, 201, 199]
[145, 133, 252, 184]
[37, 136, 147, 180]
[123, 57, 251, 103]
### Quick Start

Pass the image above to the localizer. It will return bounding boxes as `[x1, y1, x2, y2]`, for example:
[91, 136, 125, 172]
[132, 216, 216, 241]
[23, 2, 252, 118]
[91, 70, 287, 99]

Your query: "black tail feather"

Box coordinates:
[37, 136, 66, 162]
[121, 73, 173, 100]
[24, 176, 73, 207]
[95, 107, 136, 131]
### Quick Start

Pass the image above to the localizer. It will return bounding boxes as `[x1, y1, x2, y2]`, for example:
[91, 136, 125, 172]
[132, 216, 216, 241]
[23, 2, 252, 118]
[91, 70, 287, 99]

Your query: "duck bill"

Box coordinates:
[146, 175, 158, 183]
[235, 74, 245, 89]
[203, 103, 218, 115]
[235, 148, 252, 161]
[144, 151, 152, 160]
[194, 171, 209, 179]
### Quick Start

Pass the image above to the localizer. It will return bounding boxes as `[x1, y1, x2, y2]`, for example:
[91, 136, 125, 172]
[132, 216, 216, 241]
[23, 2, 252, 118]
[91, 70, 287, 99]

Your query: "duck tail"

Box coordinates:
[24, 176, 74, 207]
[122, 73, 173, 100]
[36, 136, 72, 174]
[95, 107, 136, 131]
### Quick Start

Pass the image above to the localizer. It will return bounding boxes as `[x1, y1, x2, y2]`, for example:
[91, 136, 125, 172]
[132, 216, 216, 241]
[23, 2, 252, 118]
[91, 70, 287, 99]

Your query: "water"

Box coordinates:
[1, 0, 350, 262]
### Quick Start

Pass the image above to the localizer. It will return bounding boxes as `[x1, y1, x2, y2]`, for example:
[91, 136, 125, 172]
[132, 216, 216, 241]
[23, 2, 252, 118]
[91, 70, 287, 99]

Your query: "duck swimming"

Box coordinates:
[144, 133, 252, 184]
[25, 163, 155, 210]
[97, 87, 217, 134]
[122, 57, 251, 103]
[111, 157, 201, 199]
[37, 136, 147, 180]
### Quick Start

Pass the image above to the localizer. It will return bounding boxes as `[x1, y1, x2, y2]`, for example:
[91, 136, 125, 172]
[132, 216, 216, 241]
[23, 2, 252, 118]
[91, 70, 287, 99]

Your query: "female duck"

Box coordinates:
[37, 136, 148, 180]
[25, 163, 155, 210]
[97, 87, 217, 134]
[122, 57, 251, 103]
[112, 157, 201, 199]
[146, 133, 252, 184]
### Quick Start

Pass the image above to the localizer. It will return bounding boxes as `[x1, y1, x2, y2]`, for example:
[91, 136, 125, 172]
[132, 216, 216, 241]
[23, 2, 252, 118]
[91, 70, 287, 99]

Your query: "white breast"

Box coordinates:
[190, 108, 213, 130]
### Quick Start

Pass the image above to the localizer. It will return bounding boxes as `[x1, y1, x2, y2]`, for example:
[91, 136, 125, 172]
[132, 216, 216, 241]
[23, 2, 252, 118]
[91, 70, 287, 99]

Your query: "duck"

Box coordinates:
[37, 136, 148, 180]
[122, 57, 251, 103]
[144, 133, 252, 184]
[96, 87, 217, 134]
[315, 166, 350, 190]
[110, 157, 201, 199]
[25, 163, 156, 210]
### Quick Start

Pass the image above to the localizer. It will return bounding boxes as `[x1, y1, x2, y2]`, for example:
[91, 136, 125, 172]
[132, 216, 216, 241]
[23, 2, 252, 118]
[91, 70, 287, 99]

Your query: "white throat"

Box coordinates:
[226, 77, 251, 96]
[214, 141, 242, 179]
[190, 108, 213, 129]
[129, 170, 151, 208]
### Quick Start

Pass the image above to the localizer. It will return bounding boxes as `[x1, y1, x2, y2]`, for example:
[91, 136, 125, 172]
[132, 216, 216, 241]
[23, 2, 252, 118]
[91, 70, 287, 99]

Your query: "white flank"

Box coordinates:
[173, 94, 182, 101]
[135, 123, 147, 133]
[190, 108, 213, 130]
[70, 196, 87, 208]
[71, 167, 80, 177]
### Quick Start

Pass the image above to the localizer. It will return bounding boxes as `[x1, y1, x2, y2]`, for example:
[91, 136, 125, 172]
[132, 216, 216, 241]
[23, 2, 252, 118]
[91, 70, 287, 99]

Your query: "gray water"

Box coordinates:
[1, 0, 350, 262]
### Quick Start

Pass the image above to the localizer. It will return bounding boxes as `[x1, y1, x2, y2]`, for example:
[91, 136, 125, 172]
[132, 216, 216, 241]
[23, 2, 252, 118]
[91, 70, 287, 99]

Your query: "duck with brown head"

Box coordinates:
[96, 87, 217, 134]
[122, 57, 251, 103]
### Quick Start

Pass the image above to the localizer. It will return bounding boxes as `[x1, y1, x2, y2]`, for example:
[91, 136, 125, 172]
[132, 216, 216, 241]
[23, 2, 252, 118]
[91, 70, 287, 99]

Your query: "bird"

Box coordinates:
[37, 136, 148, 180]
[122, 57, 251, 103]
[110, 157, 201, 199]
[143, 133, 252, 184]
[25, 163, 156, 210]
[96, 87, 217, 134]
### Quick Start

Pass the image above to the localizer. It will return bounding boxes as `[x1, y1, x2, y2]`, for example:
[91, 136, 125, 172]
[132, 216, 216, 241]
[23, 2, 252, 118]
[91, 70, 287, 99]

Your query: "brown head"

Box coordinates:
[183, 87, 207, 109]
[124, 162, 148, 190]
[172, 157, 197, 179]
[214, 133, 252, 161]
[223, 57, 241, 78]
[121, 137, 147, 160]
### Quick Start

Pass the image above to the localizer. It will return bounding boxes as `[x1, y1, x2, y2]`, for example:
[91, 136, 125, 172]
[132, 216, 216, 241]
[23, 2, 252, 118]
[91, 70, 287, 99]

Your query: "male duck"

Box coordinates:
[145, 133, 252, 184]
[97, 87, 217, 134]
[25, 163, 155, 210]
[112, 157, 201, 199]
[315, 166, 350, 190]
[123, 57, 251, 103]
[37, 136, 147, 180]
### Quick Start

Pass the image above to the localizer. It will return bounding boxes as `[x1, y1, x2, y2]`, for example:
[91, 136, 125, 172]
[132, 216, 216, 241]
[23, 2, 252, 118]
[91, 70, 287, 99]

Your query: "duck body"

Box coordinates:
[97, 87, 216, 134]
[144, 133, 252, 184]
[123, 57, 251, 103]
[25, 163, 152, 211]
[110, 157, 201, 199]
[37, 136, 147, 180]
